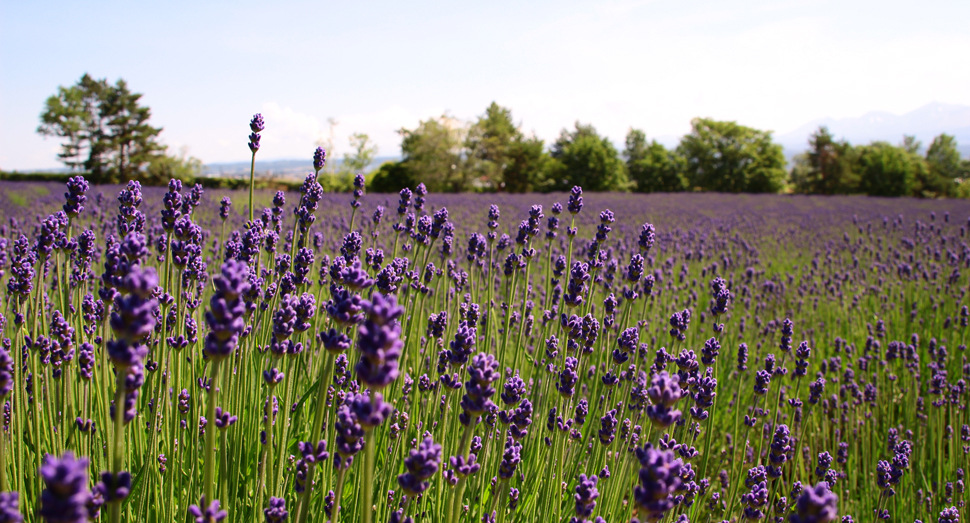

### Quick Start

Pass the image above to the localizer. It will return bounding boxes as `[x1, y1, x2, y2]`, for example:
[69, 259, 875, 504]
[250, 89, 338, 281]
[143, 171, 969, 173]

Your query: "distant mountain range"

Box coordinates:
[776, 102, 970, 159]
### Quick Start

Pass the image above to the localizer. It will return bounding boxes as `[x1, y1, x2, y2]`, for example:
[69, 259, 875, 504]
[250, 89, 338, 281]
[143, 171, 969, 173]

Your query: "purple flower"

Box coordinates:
[350, 391, 393, 429]
[214, 407, 238, 430]
[460, 353, 499, 425]
[789, 483, 838, 523]
[646, 372, 684, 429]
[449, 453, 480, 480]
[189, 497, 228, 523]
[633, 445, 683, 523]
[63, 175, 89, 217]
[204, 260, 251, 361]
[938, 507, 959, 523]
[107, 265, 157, 369]
[313, 147, 326, 171]
[598, 409, 618, 446]
[567, 186, 583, 214]
[0, 343, 13, 397]
[498, 436, 522, 479]
[501, 374, 526, 406]
[264, 497, 288, 523]
[557, 357, 579, 397]
[94, 471, 131, 503]
[0, 492, 22, 523]
[448, 322, 477, 366]
[639, 223, 655, 252]
[334, 402, 364, 469]
[398, 436, 443, 495]
[767, 425, 791, 478]
[40, 452, 91, 523]
[355, 292, 404, 389]
[574, 474, 599, 519]
[780, 318, 794, 353]
[219, 197, 232, 220]
[327, 288, 364, 327]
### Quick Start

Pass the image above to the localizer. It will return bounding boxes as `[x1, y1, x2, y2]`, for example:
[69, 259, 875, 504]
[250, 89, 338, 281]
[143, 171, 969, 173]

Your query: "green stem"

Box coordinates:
[249, 152, 257, 222]
[296, 356, 334, 523]
[109, 363, 127, 523]
[362, 426, 377, 523]
[203, 359, 222, 504]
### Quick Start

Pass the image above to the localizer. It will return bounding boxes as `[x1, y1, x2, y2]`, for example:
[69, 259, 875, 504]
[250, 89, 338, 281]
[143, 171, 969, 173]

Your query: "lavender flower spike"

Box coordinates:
[40, 452, 91, 523]
[204, 260, 251, 362]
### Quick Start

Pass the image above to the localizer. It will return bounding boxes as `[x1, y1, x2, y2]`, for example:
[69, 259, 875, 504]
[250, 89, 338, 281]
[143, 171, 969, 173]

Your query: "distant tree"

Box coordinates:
[796, 126, 858, 194]
[465, 102, 549, 192]
[856, 142, 927, 197]
[98, 79, 163, 182]
[368, 161, 416, 193]
[144, 146, 203, 185]
[465, 102, 516, 190]
[398, 115, 468, 192]
[503, 135, 549, 193]
[624, 128, 686, 192]
[37, 74, 107, 171]
[924, 133, 965, 196]
[625, 129, 648, 164]
[677, 118, 786, 193]
[38, 74, 163, 183]
[788, 153, 813, 194]
[901, 135, 922, 155]
[548, 122, 628, 192]
[342, 132, 379, 173]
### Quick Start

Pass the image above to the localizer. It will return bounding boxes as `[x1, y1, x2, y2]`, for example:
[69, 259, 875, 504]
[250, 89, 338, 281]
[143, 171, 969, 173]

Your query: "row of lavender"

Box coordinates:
[0, 148, 967, 522]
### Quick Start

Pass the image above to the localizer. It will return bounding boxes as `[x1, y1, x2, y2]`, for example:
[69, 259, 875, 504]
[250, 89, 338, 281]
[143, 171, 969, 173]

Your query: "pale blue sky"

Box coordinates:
[2, 0, 969, 170]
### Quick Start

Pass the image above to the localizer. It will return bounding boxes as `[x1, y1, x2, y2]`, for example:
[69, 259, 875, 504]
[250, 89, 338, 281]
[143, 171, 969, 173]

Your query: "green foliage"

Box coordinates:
[791, 127, 859, 195]
[923, 133, 968, 197]
[144, 146, 203, 186]
[678, 118, 786, 193]
[398, 115, 468, 192]
[503, 135, 549, 193]
[369, 161, 416, 193]
[465, 102, 549, 192]
[37, 74, 163, 184]
[548, 122, 628, 192]
[624, 128, 687, 192]
[342, 132, 379, 174]
[855, 142, 927, 197]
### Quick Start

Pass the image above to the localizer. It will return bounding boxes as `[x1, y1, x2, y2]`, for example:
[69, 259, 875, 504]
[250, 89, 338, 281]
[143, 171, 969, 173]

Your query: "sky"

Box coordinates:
[2, 0, 969, 170]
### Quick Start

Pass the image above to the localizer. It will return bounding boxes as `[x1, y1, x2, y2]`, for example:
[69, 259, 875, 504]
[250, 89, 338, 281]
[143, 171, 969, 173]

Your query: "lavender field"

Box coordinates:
[0, 176, 967, 523]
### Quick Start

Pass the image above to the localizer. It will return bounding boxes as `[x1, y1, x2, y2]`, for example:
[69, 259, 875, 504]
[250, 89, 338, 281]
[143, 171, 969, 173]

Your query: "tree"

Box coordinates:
[144, 146, 203, 185]
[677, 118, 786, 193]
[465, 102, 549, 192]
[398, 115, 468, 192]
[37, 74, 107, 171]
[369, 161, 416, 193]
[503, 135, 549, 193]
[38, 74, 163, 183]
[924, 133, 965, 196]
[797, 126, 858, 195]
[856, 142, 926, 197]
[624, 128, 687, 192]
[343, 132, 379, 173]
[901, 135, 922, 155]
[548, 122, 628, 192]
[98, 79, 163, 182]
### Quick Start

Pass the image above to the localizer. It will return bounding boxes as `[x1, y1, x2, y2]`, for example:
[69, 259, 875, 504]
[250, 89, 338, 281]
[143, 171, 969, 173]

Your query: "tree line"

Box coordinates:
[372, 102, 970, 197]
[37, 74, 204, 184]
[37, 76, 969, 196]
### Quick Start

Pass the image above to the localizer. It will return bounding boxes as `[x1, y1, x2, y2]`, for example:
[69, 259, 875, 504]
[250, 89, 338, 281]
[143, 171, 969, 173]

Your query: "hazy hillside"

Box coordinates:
[777, 102, 970, 158]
